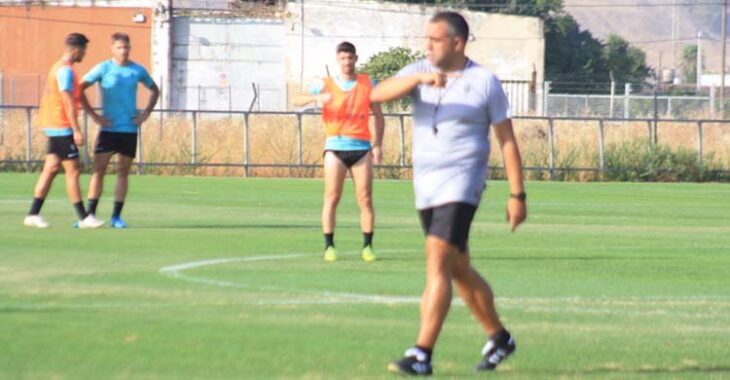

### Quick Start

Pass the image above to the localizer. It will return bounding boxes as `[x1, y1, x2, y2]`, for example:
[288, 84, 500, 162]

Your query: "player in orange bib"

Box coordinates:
[23, 33, 104, 229]
[293, 42, 385, 262]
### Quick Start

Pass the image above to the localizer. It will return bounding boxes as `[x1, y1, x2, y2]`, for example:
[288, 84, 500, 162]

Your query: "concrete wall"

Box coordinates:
[1, 0, 544, 112]
[285, 0, 544, 91]
[701, 74, 730, 87]
[168, 17, 286, 111]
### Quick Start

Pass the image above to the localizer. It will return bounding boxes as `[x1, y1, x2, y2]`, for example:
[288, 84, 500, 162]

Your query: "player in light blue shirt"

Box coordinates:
[79, 32, 159, 228]
[371, 12, 526, 375]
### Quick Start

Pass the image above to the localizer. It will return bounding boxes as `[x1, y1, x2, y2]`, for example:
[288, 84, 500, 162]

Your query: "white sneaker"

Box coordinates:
[24, 215, 50, 228]
[78, 214, 105, 229]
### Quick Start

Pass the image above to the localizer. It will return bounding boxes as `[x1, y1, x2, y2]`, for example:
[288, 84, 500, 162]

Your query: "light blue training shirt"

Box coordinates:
[396, 59, 512, 210]
[83, 60, 155, 134]
[309, 76, 376, 151]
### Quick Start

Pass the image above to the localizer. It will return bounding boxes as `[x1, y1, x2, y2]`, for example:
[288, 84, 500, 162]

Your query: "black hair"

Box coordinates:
[111, 32, 130, 44]
[336, 41, 356, 55]
[65, 33, 89, 48]
[430, 11, 469, 42]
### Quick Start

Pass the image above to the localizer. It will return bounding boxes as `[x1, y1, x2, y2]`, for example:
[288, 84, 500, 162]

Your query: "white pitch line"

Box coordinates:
[158, 253, 730, 314]
[160, 253, 423, 305]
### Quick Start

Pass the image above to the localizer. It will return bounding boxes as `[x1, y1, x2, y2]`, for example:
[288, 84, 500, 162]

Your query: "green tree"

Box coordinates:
[603, 34, 652, 88]
[359, 47, 424, 111]
[545, 17, 652, 93]
[680, 45, 702, 84]
[545, 14, 609, 93]
[383, 0, 652, 93]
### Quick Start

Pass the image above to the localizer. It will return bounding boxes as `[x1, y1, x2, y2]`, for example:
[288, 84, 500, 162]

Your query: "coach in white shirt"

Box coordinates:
[371, 11, 527, 376]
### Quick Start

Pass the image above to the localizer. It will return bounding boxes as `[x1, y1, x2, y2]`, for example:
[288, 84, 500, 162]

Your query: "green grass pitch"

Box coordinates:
[1, 173, 729, 378]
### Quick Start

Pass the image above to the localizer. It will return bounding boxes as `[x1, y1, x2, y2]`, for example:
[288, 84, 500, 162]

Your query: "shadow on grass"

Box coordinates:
[471, 255, 676, 262]
[526, 365, 730, 376]
[134, 224, 320, 230]
[133, 223, 418, 230]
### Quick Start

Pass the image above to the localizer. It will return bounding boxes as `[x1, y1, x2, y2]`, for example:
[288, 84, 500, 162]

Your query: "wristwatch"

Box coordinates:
[510, 192, 527, 202]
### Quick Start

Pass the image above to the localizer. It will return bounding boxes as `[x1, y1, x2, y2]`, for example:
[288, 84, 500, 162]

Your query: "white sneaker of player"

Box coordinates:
[24, 215, 50, 228]
[78, 214, 105, 229]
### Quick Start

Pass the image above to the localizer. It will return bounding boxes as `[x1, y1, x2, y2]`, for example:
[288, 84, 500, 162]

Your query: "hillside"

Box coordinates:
[564, 0, 727, 73]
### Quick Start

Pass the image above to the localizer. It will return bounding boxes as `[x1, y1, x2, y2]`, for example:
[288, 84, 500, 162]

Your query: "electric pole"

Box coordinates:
[721, 0, 727, 118]
[697, 31, 703, 92]
[672, 0, 677, 69]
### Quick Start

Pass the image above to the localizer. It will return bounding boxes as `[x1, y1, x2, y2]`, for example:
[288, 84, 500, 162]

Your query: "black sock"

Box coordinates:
[112, 201, 124, 219]
[87, 198, 99, 216]
[324, 233, 334, 249]
[415, 345, 433, 362]
[28, 197, 45, 215]
[73, 202, 87, 220]
[363, 231, 374, 248]
[491, 329, 511, 344]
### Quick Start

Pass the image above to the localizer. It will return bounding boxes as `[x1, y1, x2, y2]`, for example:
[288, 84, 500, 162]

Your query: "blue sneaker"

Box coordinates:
[110, 217, 128, 229]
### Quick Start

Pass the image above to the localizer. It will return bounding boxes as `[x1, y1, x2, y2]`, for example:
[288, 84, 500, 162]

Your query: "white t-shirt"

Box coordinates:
[396, 58, 511, 209]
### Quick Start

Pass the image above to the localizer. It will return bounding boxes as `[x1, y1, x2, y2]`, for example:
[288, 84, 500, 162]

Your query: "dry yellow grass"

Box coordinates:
[1, 108, 728, 179]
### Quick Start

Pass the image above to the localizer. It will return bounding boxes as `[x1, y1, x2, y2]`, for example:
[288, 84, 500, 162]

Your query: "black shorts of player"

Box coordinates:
[325, 149, 370, 169]
[418, 202, 478, 253]
[95, 131, 137, 158]
[48, 135, 80, 160]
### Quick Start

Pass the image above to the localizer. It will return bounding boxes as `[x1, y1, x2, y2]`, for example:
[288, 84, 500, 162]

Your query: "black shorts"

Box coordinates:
[47, 135, 80, 160]
[418, 202, 478, 253]
[95, 131, 137, 158]
[326, 149, 370, 169]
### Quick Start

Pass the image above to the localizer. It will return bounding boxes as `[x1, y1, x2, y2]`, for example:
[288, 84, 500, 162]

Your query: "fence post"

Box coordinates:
[666, 98, 673, 118]
[198, 85, 202, 111]
[697, 121, 703, 165]
[158, 78, 164, 141]
[548, 118, 555, 180]
[136, 125, 143, 175]
[598, 119, 605, 175]
[624, 83, 631, 119]
[243, 112, 249, 177]
[296, 112, 303, 165]
[710, 85, 716, 117]
[398, 114, 406, 167]
[609, 81, 615, 118]
[36, 74, 41, 107]
[82, 112, 91, 167]
[10, 76, 15, 105]
[646, 120, 653, 150]
[191, 111, 197, 165]
[25, 107, 32, 173]
[0, 71, 4, 121]
[543, 81, 551, 116]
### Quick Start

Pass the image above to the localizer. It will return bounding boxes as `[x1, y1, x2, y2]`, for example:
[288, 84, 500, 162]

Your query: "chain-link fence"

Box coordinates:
[545, 93, 713, 119]
[2, 105, 729, 180]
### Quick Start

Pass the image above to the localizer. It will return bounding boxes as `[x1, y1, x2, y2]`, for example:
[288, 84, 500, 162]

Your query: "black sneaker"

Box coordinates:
[388, 347, 433, 376]
[475, 333, 516, 371]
